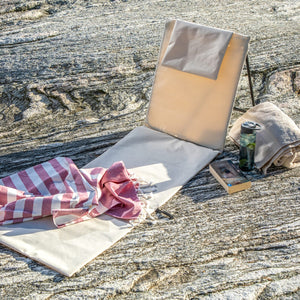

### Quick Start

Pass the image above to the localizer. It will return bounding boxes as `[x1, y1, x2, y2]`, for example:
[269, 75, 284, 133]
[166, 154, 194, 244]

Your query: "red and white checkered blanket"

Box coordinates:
[0, 157, 142, 228]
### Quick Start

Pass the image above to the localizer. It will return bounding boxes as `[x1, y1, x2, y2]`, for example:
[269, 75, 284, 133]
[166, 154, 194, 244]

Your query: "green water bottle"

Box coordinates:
[239, 121, 261, 171]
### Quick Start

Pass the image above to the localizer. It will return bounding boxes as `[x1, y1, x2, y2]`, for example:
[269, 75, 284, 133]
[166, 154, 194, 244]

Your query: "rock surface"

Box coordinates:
[0, 0, 299, 299]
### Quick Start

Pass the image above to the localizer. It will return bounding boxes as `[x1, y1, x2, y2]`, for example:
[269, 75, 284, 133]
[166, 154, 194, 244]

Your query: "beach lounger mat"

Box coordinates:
[0, 20, 249, 276]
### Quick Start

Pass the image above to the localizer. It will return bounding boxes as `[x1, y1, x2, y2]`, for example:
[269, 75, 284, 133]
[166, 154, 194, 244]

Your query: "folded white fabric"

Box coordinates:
[161, 20, 233, 79]
[229, 102, 300, 174]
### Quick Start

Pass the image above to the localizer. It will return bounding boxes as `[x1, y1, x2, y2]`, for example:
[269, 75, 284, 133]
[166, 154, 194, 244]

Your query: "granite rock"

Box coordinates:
[0, 0, 299, 299]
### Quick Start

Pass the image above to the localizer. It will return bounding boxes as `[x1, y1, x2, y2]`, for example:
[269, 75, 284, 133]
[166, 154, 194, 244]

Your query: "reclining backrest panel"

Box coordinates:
[146, 20, 250, 151]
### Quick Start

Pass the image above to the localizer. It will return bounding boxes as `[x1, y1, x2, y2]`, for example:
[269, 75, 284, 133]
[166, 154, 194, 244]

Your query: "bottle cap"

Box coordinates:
[241, 121, 261, 134]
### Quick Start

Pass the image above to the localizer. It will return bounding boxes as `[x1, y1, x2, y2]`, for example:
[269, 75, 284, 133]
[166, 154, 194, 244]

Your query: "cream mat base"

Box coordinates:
[0, 126, 219, 276]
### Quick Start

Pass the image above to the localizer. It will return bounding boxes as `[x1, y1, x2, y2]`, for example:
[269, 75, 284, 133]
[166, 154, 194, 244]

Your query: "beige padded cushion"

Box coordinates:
[147, 20, 250, 151]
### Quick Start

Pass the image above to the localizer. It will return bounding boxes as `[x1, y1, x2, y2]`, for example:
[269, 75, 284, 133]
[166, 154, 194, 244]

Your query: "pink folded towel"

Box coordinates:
[0, 157, 142, 227]
[229, 102, 300, 174]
